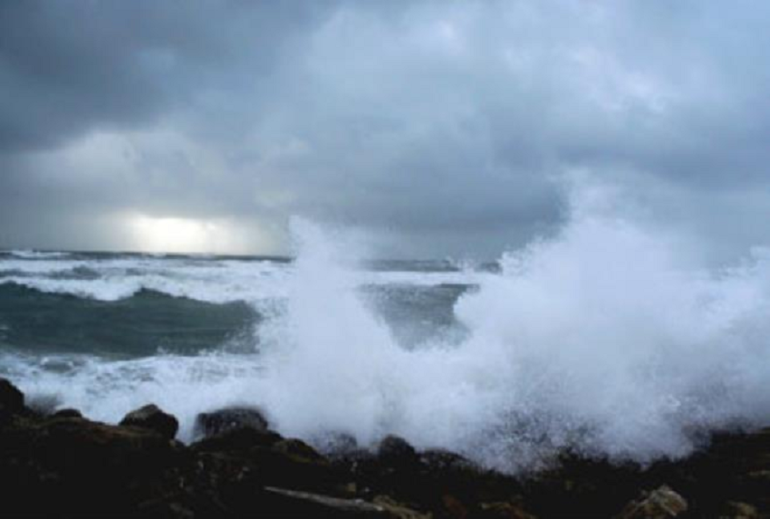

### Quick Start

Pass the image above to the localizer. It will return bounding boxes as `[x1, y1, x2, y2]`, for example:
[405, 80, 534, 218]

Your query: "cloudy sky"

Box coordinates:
[1, 1, 769, 259]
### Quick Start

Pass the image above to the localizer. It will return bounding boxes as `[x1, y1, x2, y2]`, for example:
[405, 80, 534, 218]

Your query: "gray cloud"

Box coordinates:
[1, 0, 769, 259]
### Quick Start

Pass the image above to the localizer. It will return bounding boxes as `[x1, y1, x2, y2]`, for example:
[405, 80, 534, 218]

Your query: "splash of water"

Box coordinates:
[6, 201, 770, 473]
[257, 212, 770, 471]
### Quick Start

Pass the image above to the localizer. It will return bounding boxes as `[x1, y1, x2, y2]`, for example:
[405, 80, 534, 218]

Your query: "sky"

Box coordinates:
[1, 0, 769, 259]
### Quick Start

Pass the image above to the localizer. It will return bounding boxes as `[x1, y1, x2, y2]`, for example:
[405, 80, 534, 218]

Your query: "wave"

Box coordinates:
[0, 351, 265, 440]
[6, 203, 770, 473]
[252, 216, 770, 471]
[4, 250, 72, 259]
[0, 256, 487, 304]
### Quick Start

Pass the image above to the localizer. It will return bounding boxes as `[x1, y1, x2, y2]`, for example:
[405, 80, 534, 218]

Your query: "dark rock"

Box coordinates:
[0, 377, 24, 415]
[377, 435, 420, 468]
[421, 448, 476, 471]
[53, 408, 83, 418]
[194, 406, 269, 438]
[616, 485, 688, 518]
[120, 403, 179, 440]
[0, 414, 188, 516]
[477, 501, 538, 519]
[372, 495, 432, 519]
[314, 431, 360, 455]
[262, 486, 429, 518]
[248, 438, 344, 494]
[721, 501, 760, 519]
[191, 424, 283, 453]
[523, 453, 645, 517]
[192, 428, 344, 496]
[274, 437, 328, 463]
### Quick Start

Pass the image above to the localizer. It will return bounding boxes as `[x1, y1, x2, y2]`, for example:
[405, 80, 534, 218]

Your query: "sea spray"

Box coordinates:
[3, 202, 770, 472]
[258, 218, 407, 443]
[255, 211, 770, 471]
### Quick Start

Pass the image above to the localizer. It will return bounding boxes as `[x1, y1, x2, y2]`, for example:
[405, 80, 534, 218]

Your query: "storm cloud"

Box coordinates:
[1, 0, 769, 258]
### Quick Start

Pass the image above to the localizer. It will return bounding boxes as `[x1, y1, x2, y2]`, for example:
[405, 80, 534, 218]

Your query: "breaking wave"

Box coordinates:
[257, 214, 770, 470]
[4, 201, 770, 472]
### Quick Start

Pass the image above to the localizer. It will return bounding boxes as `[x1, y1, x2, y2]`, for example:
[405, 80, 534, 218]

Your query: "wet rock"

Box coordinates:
[524, 453, 645, 517]
[0, 377, 24, 415]
[191, 424, 283, 453]
[421, 448, 476, 472]
[274, 437, 328, 463]
[193, 406, 269, 438]
[262, 486, 429, 518]
[0, 414, 188, 516]
[248, 438, 344, 494]
[314, 430, 360, 455]
[377, 435, 420, 468]
[372, 495, 433, 519]
[53, 408, 83, 418]
[478, 501, 538, 519]
[616, 485, 688, 519]
[721, 501, 760, 519]
[120, 403, 179, 440]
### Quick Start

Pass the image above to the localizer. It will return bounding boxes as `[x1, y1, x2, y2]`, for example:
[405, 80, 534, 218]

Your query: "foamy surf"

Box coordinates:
[3, 206, 770, 473]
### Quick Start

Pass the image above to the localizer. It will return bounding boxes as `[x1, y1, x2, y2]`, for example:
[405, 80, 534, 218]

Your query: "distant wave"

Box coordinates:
[5, 250, 71, 259]
[0, 255, 486, 303]
[6, 213, 770, 473]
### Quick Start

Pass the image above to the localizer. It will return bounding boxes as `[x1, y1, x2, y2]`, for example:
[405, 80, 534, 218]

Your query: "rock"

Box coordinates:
[53, 408, 83, 418]
[191, 424, 283, 453]
[262, 486, 428, 518]
[248, 438, 342, 494]
[0, 377, 24, 415]
[119, 404, 179, 440]
[616, 485, 688, 519]
[193, 406, 269, 438]
[377, 435, 419, 468]
[273, 438, 327, 463]
[421, 448, 476, 471]
[0, 414, 187, 516]
[721, 501, 760, 519]
[314, 431, 360, 455]
[478, 501, 538, 519]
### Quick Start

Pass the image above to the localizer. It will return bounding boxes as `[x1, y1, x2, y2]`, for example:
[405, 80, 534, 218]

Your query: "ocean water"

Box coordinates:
[2, 214, 770, 472]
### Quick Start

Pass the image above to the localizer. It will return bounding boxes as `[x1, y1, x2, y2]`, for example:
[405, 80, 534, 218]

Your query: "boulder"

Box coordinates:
[616, 485, 688, 519]
[477, 501, 538, 519]
[377, 435, 419, 468]
[262, 486, 429, 518]
[53, 408, 83, 419]
[194, 406, 269, 438]
[0, 377, 24, 415]
[191, 425, 283, 453]
[313, 431, 360, 455]
[721, 501, 760, 519]
[0, 414, 187, 516]
[119, 404, 179, 440]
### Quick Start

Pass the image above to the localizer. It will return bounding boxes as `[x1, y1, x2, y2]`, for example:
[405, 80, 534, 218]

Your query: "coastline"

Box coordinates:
[1, 377, 767, 518]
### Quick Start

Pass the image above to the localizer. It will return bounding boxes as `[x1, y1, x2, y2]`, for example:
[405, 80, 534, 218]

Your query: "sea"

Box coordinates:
[2, 218, 770, 472]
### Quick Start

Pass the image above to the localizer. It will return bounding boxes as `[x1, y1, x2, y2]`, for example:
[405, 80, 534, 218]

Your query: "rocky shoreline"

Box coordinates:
[1, 377, 768, 518]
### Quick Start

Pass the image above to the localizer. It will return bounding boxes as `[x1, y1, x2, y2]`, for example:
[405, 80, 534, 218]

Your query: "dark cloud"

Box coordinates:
[1, 1, 769, 258]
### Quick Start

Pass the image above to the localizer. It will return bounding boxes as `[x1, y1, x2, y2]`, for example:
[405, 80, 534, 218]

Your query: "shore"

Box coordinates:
[1, 377, 767, 518]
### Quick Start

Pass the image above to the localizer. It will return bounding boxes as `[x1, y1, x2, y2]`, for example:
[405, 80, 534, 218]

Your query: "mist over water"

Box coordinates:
[2, 196, 770, 472]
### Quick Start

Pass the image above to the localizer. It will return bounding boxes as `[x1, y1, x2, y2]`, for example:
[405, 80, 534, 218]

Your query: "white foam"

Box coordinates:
[0, 254, 482, 304]
[6, 203, 770, 472]
[254, 214, 770, 471]
[1, 351, 266, 440]
[6, 250, 71, 259]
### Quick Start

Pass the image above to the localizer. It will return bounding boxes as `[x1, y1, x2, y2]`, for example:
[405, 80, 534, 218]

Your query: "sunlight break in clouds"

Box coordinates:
[126, 214, 260, 255]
